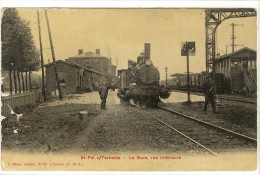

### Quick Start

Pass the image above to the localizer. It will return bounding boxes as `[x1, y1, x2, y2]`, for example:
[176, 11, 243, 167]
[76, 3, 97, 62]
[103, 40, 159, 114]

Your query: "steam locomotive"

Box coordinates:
[117, 43, 170, 107]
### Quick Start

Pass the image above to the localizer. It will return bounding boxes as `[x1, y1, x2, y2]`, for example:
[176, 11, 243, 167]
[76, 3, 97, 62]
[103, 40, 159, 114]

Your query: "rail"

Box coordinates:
[141, 109, 218, 156]
[158, 106, 257, 143]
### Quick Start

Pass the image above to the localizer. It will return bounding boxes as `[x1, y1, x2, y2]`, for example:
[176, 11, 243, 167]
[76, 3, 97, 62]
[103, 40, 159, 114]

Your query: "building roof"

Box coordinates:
[170, 72, 199, 77]
[44, 60, 106, 76]
[169, 73, 185, 77]
[217, 47, 256, 61]
[70, 51, 108, 59]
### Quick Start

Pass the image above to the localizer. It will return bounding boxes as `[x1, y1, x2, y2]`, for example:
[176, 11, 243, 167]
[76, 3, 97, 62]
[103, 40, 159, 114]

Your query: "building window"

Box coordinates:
[59, 79, 65, 85]
[226, 60, 228, 70]
[58, 72, 66, 86]
[252, 60, 255, 69]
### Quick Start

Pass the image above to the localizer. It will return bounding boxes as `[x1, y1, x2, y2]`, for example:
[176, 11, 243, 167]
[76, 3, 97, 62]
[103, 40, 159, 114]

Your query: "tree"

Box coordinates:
[1, 8, 21, 94]
[1, 8, 40, 94]
[1, 9, 20, 70]
[18, 20, 40, 90]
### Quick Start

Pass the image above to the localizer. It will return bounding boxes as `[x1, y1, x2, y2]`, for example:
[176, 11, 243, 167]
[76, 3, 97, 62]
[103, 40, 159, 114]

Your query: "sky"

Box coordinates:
[17, 8, 257, 80]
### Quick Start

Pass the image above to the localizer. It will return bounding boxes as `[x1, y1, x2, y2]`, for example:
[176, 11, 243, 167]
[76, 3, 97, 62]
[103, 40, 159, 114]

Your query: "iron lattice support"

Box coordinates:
[205, 8, 257, 72]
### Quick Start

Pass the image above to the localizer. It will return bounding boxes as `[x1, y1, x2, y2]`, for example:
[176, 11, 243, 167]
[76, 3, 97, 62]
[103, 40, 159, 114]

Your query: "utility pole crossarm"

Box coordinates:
[230, 23, 244, 53]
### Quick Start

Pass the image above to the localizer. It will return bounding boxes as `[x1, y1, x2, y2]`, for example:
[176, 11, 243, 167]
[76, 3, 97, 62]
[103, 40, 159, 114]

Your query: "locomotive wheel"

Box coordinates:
[146, 99, 159, 107]
[153, 101, 159, 107]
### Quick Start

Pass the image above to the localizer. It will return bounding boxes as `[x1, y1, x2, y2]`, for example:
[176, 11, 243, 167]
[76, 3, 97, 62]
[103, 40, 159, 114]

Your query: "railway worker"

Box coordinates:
[203, 76, 216, 114]
[105, 83, 111, 93]
[99, 83, 108, 110]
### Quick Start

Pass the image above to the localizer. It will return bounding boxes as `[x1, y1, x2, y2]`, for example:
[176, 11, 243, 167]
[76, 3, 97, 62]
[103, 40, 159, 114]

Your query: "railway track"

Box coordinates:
[172, 89, 256, 105]
[217, 96, 256, 104]
[158, 106, 257, 142]
[138, 106, 256, 156]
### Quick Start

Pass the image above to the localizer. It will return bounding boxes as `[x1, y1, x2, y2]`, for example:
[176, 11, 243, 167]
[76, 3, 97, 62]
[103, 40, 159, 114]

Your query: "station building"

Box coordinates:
[215, 47, 256, 92]
[65, 49, 117, 83]
[215, 47, 256, 78]
[44, 60, 106, 95]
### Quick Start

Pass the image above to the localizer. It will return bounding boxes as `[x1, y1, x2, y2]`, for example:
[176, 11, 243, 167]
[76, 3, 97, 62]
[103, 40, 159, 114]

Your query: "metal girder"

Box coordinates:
[205, 8, 256, 72]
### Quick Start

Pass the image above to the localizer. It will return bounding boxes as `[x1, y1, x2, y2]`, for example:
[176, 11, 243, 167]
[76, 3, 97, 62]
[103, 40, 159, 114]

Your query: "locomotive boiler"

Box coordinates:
[117, 43, 170, 107]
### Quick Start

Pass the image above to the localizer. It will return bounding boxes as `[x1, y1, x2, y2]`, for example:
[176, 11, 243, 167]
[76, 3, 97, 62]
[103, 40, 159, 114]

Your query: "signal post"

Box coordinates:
[181, 41, 195, 105]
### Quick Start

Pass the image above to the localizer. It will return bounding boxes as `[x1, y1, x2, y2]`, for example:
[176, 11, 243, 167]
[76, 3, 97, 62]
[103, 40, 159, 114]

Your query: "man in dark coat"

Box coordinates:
[99, 83, 108, 109]
[203, 76, 216, 113]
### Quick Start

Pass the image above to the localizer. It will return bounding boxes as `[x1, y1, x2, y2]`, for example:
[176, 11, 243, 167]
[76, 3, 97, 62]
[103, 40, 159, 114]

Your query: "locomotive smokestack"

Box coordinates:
[144, 43, 150, 59]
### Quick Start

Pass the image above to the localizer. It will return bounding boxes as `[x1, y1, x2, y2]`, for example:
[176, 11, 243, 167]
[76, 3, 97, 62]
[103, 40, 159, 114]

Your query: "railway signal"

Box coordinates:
[181, 41, 196, 105]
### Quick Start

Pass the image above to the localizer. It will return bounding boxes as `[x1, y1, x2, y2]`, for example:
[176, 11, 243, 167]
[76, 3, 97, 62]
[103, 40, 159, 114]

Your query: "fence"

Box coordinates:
[1, 91, 41, 116]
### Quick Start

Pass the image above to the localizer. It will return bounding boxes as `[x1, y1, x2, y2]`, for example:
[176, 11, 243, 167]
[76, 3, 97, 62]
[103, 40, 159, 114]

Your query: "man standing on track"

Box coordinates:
[203, 76, 216, 114]
[99, 82, 108, 110]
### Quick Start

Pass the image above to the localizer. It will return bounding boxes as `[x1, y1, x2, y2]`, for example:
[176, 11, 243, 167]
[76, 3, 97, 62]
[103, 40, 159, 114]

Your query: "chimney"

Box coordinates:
[144, 43, 150, 59]
[78, 49, 83, 55]
[96, 49, 100, 55]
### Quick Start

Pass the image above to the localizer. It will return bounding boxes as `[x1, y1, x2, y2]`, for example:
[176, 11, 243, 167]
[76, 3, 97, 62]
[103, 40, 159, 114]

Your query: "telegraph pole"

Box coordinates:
[45, 10, 63, 100]
[37, 10, 46, 102]
[230, 23, 243, 53]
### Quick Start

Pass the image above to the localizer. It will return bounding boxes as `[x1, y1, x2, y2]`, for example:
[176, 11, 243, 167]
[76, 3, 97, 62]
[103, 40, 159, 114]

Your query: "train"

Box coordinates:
[170, 71, 226, 94]
[117, 43, 170, 107]
[168, 70, 255, 94]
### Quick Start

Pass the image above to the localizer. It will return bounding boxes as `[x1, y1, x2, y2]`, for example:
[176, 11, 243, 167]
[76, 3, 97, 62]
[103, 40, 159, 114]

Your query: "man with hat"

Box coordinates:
[99, 82, 109, 110]
[203, 75, 216, 113]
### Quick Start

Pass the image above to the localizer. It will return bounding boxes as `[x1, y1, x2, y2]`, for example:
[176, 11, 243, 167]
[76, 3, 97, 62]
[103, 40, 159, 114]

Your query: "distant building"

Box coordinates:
[65, 49, 117, 83]
[44, 60, 106, 95]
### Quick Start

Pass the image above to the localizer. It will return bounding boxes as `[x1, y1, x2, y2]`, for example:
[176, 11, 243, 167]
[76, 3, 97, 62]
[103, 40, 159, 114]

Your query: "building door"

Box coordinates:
[242, 60, 248, 71]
